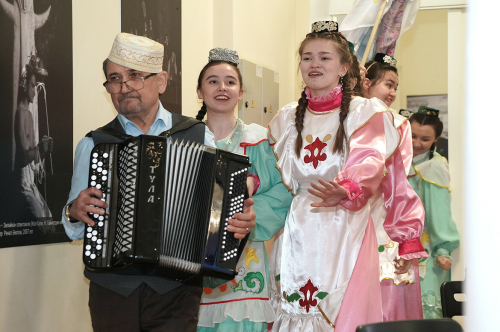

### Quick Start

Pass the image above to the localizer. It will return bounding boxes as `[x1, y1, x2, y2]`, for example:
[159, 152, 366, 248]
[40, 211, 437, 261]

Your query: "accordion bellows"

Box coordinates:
[83, 135, 251, 281]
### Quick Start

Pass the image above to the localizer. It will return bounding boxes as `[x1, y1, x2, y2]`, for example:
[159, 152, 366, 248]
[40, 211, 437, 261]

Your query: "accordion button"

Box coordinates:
[86, 233, 92, 238]
[90, 254, 96, 260]
[93, 153, 98, 158]
[97, 167, 102, 172]
[91, 181, 96, 186]
[102, 176, 107, 181]
[96, 184, 101, 189]
[91, 175, 97, 181]
[103, 153, 109, 158]
[92, 230, 97, 235]
[92, 236, 97, 242]
[86, 245, 91, 250]
[103, 170, 108, 175]
[96, 245, 102, 250]
[98, 222, 104, 227]
[92, 164, 97, 169]
[87, 227, 92, 232]
[98, 162, 103, 167]
[92, 159, 97, 163]
[93, 213, 99, 218]
[85, 251, 91, 256]
[97, 239, 102, 244]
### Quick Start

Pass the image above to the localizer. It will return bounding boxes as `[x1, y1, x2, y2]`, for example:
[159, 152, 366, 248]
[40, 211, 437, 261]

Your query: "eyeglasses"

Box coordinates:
[103, 73, 156, 93]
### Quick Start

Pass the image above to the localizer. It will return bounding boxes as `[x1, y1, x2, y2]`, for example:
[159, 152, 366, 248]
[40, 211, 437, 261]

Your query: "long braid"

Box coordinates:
[196, 102, 207, 121]
[429, 143, 435, 160]
[294, 89, 308, 157]
[333, 73, 352, 154]
[331, 32, 353, 155]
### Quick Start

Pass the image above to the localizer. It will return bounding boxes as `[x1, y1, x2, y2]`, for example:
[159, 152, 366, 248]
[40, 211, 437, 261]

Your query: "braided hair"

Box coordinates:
[349, 52, 362, 97]
[409, 113, 443, 160]
[295, 31, 354, 157]
[196, 60, 243, 121]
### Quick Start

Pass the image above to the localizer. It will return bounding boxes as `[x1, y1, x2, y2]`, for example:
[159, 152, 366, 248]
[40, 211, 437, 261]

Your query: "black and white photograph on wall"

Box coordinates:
[0, 0, 73, 248]
[407, 94, 449, 160]
[121, 0, 182, 114]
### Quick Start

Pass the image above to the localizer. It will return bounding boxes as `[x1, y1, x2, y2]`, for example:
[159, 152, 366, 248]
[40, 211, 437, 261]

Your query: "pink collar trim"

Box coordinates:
[305, 86, 343, 113]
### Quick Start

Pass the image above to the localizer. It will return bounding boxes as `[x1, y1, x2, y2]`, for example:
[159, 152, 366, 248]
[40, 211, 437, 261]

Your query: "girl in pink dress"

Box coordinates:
[362, 54, 424, 321]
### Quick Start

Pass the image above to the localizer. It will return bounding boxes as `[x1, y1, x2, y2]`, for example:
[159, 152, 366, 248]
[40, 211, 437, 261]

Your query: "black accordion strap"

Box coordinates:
[87, 117, 130, 144]
[160, 116, 205, 139]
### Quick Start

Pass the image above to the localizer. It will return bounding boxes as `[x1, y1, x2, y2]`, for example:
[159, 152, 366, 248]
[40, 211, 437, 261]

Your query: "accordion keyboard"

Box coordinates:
[83, 146, 114, 268]
[220, 168, 247, 263]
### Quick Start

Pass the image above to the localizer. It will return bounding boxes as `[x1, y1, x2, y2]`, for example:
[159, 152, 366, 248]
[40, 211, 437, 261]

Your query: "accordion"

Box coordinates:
[83, 135, 251, 281]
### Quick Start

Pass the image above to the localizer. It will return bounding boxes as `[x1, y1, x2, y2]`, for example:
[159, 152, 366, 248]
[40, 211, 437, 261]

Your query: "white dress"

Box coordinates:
[269, 97, 401, 331]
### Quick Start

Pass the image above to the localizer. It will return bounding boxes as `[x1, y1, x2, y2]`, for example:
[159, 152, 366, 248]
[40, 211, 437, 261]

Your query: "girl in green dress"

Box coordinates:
[195, 48, 292, 332]
[408, 106, 460, 318]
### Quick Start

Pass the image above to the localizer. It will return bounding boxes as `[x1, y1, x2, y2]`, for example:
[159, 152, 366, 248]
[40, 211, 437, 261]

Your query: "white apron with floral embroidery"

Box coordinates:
[269, 99, 399, 331]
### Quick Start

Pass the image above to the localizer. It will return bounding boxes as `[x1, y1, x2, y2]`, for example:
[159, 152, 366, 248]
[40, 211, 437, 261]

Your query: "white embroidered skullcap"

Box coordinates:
[108, 33, 164, 73]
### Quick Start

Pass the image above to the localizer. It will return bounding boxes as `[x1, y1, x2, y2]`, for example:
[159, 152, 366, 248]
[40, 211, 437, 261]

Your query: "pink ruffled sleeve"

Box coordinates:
[335, 112, 386, 211]
[382, 148, 428, 259]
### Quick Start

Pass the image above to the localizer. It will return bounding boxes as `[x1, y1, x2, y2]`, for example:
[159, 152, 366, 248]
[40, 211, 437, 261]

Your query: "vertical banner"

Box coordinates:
[0, 0, 73, 247]
[121, 0, 182, 114]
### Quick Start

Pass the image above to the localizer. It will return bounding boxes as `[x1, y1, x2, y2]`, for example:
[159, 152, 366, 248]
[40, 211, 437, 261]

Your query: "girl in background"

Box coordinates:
[362, 54, 423, 321]
[196, 48, 292, 332]
[408, 107, 460, 318]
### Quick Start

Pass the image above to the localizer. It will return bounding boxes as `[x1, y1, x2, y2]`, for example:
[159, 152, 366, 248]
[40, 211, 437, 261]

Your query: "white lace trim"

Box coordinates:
[198, 298, 276, 328]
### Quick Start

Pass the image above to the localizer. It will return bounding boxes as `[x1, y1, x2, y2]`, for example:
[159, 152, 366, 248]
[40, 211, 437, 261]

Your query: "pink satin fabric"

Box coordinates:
[381, 148, 427, 257]
[338, 179, 361, 201]
[334, 218, 383, 331]
[397, 121, 413, 175]
[336, 113, 386, 212]
[380, 259, 423, 321]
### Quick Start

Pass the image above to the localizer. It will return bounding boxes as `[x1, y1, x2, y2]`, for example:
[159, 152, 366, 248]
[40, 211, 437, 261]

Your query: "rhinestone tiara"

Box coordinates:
[374, 53, 397, 67]
[311, 21, 338, 33]
[208, 47, 239, 66]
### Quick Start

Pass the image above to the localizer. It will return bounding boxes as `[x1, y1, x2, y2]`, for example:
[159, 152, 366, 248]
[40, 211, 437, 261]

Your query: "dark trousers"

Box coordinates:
[88, 282, 203, 332]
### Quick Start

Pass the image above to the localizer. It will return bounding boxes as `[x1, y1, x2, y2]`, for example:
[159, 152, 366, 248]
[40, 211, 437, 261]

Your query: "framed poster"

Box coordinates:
[407, 94, 448, 159]
[0, 0, 73, 247]
[121, 0, 182, 114]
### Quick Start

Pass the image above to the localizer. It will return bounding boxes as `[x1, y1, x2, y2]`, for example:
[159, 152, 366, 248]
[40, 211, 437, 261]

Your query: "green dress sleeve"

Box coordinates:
[422, 178, 460, 260]
[246, 140, 293, 242]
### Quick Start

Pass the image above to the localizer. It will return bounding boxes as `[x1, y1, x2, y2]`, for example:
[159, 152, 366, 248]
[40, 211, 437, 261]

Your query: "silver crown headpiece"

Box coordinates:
[208, 48, 239, 66]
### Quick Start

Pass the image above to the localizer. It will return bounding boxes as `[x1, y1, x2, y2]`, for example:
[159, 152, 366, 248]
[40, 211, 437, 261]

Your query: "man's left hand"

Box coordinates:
[228, 198, 256, 239]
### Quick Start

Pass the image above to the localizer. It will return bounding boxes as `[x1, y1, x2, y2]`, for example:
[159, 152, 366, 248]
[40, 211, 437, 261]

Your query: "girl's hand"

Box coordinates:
[308, 179, 348, 207]
[394, 257, 413, 274]
[437, 256, 452, 270]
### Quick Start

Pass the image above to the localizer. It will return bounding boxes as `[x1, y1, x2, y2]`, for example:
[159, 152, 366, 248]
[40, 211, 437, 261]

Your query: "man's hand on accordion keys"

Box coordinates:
[226, 197, 256, 239]
[69, 187, 108, 226]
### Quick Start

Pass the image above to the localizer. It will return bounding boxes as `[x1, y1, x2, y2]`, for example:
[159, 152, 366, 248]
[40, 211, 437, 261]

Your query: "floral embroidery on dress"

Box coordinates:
[303, 134, 331, 169]
[234, 272, 265, 294]
[244, 247, 259, 269]
[283, 279, 328, 313]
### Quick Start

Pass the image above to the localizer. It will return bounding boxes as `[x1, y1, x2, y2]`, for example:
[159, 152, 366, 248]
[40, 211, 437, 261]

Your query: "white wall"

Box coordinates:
[0, 1, 310, 331]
